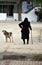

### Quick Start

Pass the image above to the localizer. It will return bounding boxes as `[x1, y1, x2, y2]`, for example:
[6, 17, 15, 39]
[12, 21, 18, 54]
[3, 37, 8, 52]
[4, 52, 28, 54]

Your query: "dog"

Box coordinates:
[2, 30, 13, 42]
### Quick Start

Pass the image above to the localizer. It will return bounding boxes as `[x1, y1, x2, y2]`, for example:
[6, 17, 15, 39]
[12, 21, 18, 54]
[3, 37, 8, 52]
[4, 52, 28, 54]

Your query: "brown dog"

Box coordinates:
[2, 30, 13, 42]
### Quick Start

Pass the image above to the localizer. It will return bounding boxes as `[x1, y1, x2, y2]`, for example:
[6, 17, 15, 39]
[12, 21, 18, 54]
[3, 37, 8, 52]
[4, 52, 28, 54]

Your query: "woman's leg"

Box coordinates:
[27, 34, 29, 44]
[23, 39, 25, 44]
[27, 39, 29, 44]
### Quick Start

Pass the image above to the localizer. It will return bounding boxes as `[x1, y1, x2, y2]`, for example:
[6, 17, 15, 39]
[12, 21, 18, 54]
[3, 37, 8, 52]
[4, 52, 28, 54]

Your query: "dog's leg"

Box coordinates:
[6, 37, 7, 42]
[12, 36, 13, 42]
[11, 35, 13, 43]
[10, 37, 11, 42]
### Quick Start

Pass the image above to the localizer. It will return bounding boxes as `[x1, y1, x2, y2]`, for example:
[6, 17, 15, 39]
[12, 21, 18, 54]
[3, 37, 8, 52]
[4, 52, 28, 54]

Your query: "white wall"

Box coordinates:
[0, 8, 38, 22]
[13, 8, 38, 22]
[21, 9, 38, 22]
[13, 13, 18, 21]
[0, 13, 7, 20]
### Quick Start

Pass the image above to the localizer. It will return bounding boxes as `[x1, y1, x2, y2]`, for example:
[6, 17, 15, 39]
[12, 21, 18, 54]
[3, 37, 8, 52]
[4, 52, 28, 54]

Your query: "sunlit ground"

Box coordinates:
[0, 21, 42, 65]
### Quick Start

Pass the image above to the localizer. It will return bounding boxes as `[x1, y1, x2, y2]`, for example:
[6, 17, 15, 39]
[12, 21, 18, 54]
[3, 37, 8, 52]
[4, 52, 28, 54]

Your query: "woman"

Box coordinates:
[19, 18, 32, 44]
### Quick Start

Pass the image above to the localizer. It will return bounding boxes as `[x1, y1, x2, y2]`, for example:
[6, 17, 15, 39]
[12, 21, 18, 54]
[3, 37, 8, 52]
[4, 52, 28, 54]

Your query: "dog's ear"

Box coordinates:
[2, 30, 6, 32]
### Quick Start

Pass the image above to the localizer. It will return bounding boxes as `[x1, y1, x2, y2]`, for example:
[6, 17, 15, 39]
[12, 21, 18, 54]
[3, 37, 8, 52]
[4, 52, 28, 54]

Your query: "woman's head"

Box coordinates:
[24, 18, 28, 22]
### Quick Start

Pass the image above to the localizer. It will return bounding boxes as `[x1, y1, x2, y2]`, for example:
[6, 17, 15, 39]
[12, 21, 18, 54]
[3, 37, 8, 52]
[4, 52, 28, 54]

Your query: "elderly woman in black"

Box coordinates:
[19, 18, 32, 44]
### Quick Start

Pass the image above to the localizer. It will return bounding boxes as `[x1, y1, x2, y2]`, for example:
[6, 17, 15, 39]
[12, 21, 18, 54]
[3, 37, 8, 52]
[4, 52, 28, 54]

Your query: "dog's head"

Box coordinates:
[2, 30, 7, 33]
[2, 30, 12, 36]
[2, 30, 7, 35]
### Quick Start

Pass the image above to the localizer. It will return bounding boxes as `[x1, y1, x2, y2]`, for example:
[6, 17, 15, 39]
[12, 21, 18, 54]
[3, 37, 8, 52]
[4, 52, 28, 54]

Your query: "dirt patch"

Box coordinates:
[32, 54, 42, 61]
[3, 55, 27, 60]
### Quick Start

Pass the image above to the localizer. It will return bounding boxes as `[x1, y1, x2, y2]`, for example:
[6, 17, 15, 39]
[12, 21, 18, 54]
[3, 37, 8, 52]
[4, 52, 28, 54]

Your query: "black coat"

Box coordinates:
[19, 19, 32, 39]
